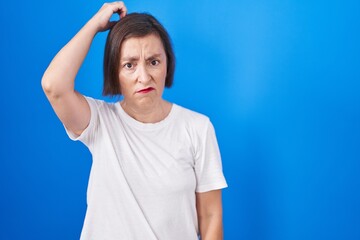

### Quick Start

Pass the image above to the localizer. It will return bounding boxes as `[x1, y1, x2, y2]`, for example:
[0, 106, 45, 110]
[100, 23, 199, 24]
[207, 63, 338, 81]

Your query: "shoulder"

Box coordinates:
[175, 104, 209, 121]
[173, 104, 211, 131]
[84, 96, 118, 115]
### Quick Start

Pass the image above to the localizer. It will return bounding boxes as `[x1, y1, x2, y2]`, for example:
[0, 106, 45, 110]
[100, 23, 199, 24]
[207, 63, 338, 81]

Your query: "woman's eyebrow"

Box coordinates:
[121, 53, 163, 62]
[146, 53, 162, 61]
[121, 56, 139, 62]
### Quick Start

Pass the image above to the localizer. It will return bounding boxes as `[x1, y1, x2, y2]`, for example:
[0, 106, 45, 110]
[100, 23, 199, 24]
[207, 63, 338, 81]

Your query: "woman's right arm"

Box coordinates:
[41, 2, 127, 136]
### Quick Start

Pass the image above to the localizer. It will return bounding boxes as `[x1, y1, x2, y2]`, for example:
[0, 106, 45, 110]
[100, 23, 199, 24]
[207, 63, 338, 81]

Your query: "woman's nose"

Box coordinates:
[137, 64, 151, 84]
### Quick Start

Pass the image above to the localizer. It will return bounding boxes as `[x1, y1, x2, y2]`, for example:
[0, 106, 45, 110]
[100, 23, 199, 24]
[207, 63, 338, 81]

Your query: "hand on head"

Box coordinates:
[91, 1, 127, 32]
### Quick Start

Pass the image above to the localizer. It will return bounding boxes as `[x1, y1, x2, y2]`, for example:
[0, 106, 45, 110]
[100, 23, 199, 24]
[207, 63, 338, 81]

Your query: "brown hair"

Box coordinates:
[103, 13, 175, 96]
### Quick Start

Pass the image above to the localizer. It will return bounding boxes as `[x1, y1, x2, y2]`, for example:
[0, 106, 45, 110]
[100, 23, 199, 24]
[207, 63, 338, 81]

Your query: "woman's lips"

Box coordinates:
[137, 87, 154, 94]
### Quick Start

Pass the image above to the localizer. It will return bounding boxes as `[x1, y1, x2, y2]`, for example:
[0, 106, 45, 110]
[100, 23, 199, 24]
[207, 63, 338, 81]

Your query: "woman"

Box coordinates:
[42, 2, 227, 239]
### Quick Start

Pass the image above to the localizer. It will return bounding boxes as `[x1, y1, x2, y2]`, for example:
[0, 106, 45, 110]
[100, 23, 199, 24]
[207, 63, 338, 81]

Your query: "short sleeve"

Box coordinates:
[194, 119, 228, 193]
[63, 96, 99, 149]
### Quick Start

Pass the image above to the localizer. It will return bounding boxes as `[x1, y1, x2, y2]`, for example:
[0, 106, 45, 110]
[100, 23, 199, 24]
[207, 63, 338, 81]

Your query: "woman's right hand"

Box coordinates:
[90, 1, 127, 32]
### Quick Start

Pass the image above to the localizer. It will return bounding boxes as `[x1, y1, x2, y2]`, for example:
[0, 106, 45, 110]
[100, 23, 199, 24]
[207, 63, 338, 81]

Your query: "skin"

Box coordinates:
[41, 2, 128, 136]
[118, 34, 172, 123]
[41, 2, 223, 239]
[197, 190, 224, 240]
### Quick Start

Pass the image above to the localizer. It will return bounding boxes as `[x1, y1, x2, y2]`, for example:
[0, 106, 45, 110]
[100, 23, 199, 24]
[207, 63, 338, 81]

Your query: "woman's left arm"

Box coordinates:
[196, 189, 224, 240]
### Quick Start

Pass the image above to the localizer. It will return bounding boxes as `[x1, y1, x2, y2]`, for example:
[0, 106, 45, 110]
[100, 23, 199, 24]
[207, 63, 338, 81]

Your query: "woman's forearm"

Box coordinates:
[196, 190, 224, 240]
[41, 19, 98, 98]
[198, 214, 223, 240]
[42, 3, 127, 98]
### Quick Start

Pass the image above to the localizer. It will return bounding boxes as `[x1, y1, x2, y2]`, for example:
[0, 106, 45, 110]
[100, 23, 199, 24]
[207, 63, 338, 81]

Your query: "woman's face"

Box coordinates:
[118, 34, 167, 108]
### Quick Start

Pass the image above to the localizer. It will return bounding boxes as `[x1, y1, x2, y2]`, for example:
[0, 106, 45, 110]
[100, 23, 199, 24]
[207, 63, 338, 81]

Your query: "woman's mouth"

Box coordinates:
[137, 87, 154, 94]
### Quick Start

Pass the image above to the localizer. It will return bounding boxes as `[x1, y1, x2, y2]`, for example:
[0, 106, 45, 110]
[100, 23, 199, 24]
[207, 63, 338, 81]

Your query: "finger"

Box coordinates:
[119, 4, 127, 18]
[119, 7, 127, 18]
[110, 1, 127, 18]
[117, 8, 127, 18]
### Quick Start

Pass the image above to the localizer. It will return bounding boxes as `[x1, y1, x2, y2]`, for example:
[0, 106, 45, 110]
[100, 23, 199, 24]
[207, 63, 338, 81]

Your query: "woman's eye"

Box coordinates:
[150, 60, 160, 66]
[124, 63, 133, 69]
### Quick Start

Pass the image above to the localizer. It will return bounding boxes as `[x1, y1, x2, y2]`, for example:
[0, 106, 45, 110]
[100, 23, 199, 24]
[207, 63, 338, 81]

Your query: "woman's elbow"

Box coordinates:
[41, 74, 70, 99]
[41, 75, 52, 95]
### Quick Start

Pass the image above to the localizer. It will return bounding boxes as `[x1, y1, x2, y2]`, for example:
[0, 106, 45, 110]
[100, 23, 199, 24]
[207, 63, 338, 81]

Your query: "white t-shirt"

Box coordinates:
[65, 96, 228, 240]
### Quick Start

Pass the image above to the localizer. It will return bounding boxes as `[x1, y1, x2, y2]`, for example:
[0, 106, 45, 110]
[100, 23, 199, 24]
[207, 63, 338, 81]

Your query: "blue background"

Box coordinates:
[1, 0, 359, 239]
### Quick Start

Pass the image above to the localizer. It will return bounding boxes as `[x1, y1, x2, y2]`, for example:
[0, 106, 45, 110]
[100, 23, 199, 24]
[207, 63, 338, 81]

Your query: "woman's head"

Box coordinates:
[103, 13, 175, 96]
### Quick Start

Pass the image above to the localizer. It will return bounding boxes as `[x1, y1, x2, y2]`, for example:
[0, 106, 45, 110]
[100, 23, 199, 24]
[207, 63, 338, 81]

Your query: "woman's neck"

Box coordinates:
[120, 99, 172, 123]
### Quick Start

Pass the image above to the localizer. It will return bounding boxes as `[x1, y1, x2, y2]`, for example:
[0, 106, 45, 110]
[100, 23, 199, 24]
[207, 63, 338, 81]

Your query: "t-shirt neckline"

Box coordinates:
[115, 102, 177, 130]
